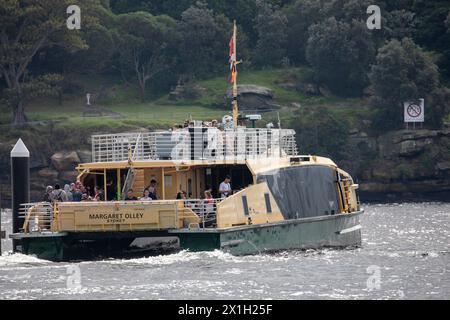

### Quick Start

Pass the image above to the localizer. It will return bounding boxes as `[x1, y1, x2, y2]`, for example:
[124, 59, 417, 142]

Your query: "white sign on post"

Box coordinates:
[404, 99, 424, 123]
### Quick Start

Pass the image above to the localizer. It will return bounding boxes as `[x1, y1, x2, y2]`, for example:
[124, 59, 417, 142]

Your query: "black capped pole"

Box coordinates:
[11, 139, 30, 252]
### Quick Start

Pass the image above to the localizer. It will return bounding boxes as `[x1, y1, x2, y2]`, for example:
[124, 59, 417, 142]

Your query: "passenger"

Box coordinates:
[203, 189, 215, 218]
[93, 186, 105, 201]
[147, 179, 158, 200]
[204, 189, 214, 203]
[219, 175, 232, 198]
[64, 184, 73, 201]
[51, 184, 68, 202]
[140, 188, 153, 201]
[125, 189, 138, 201]
[42, 186, 53, 202]
[176, 191, 185, 200]
[71, 183, 83, 202]
[106, 179, 117, 201]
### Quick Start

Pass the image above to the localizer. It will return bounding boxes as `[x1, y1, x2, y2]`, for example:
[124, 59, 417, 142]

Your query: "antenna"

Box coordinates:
[277, 112, 282, 157]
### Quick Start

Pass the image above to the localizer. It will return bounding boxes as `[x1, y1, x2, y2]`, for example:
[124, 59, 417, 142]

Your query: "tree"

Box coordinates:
[66, 6, 117, 74]
[253, 0, 288, 67]
[114, 12, 177, 100]
[0, 0, 100, 125]
[306, 17, 376, 96]
[177, 3, 233, 79]
[411, 0, 450, 79]
[384, 10, 416, 40]
[369, 38, 449, 130]
[284, 0, 325, 64]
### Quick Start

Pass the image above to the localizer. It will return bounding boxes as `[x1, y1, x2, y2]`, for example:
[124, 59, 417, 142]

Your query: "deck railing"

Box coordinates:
[19, 198, 223, 233]
[91, 128, 298, 163]
[19, 203, 54, 233]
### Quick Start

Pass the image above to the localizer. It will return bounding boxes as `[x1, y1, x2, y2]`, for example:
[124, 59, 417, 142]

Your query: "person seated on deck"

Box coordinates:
[140, 188, 153, 201]
[125, 189, 138, 201]
[93, 186, 104, 201]
[219, 175, 232, 199]
[146, 179, 158, 200]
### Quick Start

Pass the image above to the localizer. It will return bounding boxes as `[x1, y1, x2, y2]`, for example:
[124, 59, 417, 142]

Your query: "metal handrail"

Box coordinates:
[19, 202, 54, 233]
[91, 128, 298, 163]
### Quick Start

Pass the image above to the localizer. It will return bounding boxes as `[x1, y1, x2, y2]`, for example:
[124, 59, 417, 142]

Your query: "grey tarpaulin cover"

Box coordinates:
[257, 165, 341, 219]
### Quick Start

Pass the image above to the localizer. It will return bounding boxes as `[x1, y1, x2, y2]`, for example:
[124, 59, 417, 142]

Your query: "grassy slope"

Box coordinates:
[0, 67, 369, 129]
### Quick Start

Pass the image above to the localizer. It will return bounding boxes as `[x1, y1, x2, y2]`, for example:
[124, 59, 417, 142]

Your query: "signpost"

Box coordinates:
[404, 99, 424, 129]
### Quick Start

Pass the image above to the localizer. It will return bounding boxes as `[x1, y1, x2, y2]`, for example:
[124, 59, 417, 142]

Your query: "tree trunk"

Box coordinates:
[139, 80, 146, 102]
[12, 100, 28, 126]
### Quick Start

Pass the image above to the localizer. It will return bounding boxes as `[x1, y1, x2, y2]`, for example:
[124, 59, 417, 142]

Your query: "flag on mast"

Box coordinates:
[229, 22, 237, 83]
[229, 36, 235, 69]
[230, 65, 237, 84]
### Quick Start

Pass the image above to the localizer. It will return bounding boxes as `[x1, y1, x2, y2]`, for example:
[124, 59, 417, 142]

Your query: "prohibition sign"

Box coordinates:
[407, 103, 422, 118]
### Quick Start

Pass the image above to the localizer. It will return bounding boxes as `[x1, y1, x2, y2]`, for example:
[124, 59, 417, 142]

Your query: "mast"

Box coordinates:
[231, 20, 239, 127]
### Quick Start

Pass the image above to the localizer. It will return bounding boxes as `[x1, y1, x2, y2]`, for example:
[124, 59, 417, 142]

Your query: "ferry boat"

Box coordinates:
[10, 22, 363, 261]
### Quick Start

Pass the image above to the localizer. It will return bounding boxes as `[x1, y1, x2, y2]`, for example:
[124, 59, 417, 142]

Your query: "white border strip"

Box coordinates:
[337, 225, 361, 235]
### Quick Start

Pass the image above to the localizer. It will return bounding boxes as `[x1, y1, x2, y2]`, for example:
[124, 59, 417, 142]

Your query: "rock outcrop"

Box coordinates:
[345, 128, 450, 201]
[51, 151, 80, 171]
[224, 85, 279, 111]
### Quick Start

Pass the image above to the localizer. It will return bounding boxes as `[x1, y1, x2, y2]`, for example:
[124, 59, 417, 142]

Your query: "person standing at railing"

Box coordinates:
[70, 183, 83, 202]
[219, 175, 232, 199]
[64, 184, 73, 201]
[51, 184, 68, 202]
[204, 189, 215, 218]
[42, 186, 53, 202]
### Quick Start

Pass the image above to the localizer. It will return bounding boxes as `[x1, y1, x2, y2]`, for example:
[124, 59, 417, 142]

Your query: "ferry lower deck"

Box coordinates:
[11, 211, 363, 260]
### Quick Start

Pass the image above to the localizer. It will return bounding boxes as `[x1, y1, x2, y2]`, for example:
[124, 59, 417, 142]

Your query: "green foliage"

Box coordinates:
[0, 0, 103, 124]
[253, 0, 288, 67]
[1, 0, 450, 128]
[284, 0, 325, 64]
[176, 3, 233, 79]
[306, 17, 375, 96]
[411, 0, 450, 78]
[112, 11, 177, 100]
[290, 106, 350, 161]
[369, 38, 449, 130]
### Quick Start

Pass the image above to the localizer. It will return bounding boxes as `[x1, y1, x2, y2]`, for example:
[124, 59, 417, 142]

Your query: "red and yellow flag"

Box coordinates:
[229, 65, 237, 84]
[229, 36, 235, 69]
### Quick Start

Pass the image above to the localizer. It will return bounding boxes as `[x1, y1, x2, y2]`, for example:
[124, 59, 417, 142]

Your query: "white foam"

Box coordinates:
[0, 253, 50, 267]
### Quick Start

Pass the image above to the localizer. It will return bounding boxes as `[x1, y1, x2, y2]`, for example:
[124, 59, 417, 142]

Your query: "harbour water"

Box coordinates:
[0, 203, 449, 300]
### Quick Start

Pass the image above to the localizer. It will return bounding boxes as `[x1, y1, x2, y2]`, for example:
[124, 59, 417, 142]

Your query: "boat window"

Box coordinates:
[242, 196, 249, 216]
[257, 166, 341, 219]
[264, 193, 272, 213]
